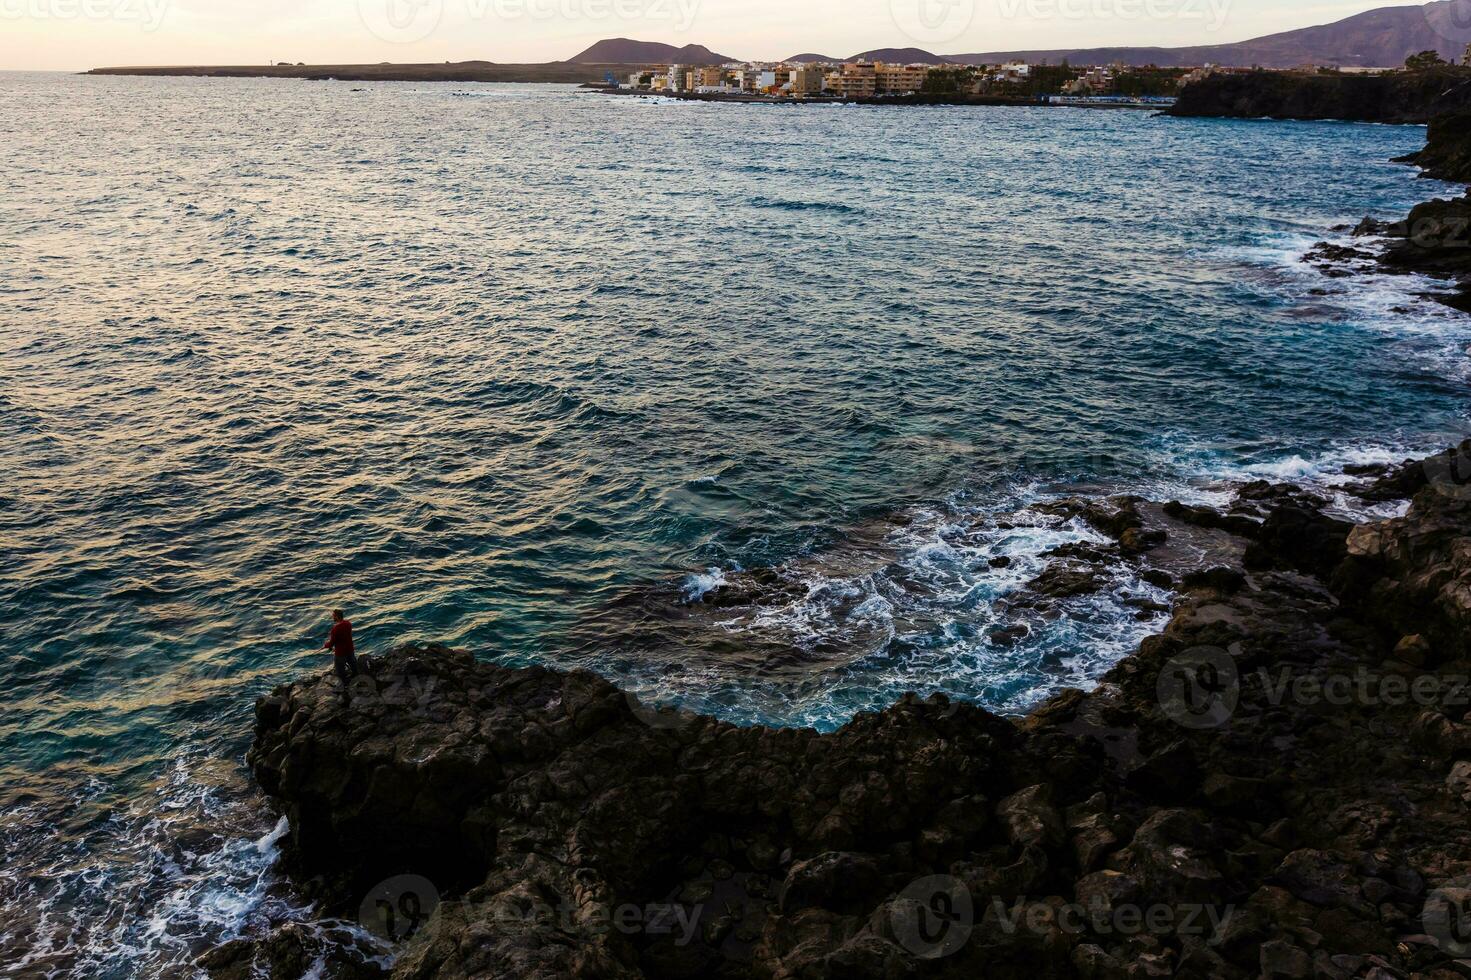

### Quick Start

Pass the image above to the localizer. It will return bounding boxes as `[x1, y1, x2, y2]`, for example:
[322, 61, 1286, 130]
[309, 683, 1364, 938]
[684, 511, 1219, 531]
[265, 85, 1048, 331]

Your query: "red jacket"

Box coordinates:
[325, 620, 355, 657]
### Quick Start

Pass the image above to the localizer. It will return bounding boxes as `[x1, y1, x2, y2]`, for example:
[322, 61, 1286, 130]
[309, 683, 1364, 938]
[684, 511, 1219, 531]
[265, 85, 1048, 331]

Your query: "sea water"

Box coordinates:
[1, 73, 1468, 975]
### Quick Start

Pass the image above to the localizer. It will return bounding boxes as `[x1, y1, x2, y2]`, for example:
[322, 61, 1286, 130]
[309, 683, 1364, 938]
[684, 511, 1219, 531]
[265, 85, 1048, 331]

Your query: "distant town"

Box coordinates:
[610, 58, 1188, 105]
[602, 52, 1467, 107]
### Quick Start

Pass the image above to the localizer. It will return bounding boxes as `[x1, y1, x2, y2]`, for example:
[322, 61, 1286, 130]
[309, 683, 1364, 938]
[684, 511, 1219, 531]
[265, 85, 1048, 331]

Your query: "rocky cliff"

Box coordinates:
[1169, 68, 1471, 124]
[1400, 107, 1471, 184]
[201, 445, 1471, 979]
[1302, 88, 1471, 311]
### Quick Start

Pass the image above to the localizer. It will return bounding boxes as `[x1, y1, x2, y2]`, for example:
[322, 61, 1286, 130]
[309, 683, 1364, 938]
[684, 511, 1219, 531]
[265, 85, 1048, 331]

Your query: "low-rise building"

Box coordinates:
[874, 62, 929, 94]
[840, 62, 877, 98]
[1063, 67, 1115, 95]
[790, 64, 825, 95]
[994, 61, 1031, 83]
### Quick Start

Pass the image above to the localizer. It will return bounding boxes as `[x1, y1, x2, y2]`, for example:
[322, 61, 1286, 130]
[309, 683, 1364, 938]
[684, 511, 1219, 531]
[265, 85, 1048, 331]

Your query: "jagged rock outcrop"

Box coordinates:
[205, 449, 1471, 979]
[1371, 192, 1471, 312]
[1399, 109, 1471, 184]
[1309, 104, 1471, 312]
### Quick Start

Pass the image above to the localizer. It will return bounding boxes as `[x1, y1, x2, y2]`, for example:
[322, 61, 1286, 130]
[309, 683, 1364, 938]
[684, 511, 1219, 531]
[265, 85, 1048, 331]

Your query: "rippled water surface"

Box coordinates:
[2, 71, 1470, 975]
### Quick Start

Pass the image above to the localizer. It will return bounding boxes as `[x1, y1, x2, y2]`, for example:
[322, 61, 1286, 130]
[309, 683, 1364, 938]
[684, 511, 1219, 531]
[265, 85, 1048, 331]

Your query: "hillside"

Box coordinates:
[953, 0, 1471, 67]
[849, 47, 945, 63]
[88, 1, 1471, 83]
[777, 1, 1471, 68]
[567, 38, 734, 64]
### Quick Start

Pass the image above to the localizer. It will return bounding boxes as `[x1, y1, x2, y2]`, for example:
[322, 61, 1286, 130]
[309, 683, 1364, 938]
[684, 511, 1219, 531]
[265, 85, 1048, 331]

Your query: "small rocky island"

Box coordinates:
[200, 94, 1471, 980]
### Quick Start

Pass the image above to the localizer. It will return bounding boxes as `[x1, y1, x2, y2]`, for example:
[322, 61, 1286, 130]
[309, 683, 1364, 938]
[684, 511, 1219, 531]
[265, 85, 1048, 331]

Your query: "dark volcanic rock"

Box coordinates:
[1362, 100, 1471, 311]
[1398, 103, 1471, 185]
[1168, 67, 1471, 124]
[1340, 445, 1471, 661]
[1243, 504, 1352, 579]
[214, 447, 1471, 979]
[1343, 458, 1430, 503]
[1025, 562, 1107, 598]
[1376, 191, 1471, 311]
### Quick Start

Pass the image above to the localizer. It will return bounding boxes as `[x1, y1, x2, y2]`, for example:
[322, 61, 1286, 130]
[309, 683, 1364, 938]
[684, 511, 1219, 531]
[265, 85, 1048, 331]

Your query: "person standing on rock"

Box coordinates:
[322, 608, 359, 696]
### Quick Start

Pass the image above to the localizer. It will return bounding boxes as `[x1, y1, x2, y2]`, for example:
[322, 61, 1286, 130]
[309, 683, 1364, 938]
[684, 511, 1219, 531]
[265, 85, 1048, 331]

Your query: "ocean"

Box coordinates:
[1, 72, 1468, 976]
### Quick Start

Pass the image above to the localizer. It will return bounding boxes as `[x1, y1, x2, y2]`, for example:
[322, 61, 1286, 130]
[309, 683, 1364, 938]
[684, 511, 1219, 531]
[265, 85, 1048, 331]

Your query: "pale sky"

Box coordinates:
[0, 0, 1413, 71]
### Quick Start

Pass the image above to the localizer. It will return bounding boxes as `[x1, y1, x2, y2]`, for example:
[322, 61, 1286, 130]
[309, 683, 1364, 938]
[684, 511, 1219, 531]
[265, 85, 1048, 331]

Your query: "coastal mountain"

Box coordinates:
[786, 47, 944, 64]
[848, 46, 945, 63]
[567, 38, 734, 64]
[766, 1, 1471, 68]
[951, 0, 1471, 68]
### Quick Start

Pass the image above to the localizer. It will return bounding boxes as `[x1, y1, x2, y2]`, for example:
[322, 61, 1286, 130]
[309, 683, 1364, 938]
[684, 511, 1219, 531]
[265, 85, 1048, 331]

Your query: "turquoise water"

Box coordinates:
[2, 72, 1469, 975]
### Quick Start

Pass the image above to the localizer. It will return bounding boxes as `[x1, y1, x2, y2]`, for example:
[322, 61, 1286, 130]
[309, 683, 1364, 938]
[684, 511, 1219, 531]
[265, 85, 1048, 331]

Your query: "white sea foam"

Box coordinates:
[0, 751, 326, 980]
[683, 567, 729, 602]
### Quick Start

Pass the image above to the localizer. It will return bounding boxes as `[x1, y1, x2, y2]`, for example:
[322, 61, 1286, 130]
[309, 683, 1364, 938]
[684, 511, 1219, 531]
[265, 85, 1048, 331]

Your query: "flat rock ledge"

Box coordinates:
[205, 445, 1471, 980]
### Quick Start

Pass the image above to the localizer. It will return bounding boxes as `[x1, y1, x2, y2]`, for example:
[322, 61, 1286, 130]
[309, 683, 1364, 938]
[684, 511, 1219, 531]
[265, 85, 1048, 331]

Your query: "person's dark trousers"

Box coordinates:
[334, 652, 360, 695]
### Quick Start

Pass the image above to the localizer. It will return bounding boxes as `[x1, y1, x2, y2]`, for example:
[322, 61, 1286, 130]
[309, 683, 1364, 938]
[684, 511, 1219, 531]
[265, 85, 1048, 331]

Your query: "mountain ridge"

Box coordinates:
[946, 1, 1471, 68]
[582, 2, 1471, 69]
[567, 38, 735, 64]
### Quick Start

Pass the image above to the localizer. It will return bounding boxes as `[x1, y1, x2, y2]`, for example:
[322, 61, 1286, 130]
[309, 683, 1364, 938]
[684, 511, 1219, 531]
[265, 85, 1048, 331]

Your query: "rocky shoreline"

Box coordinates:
[204, 445, 1471, 980]
[200, 120, 1471, 979]
[1168, 69, 1471, 125]
[1305, 91, 1471, 313]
